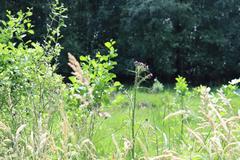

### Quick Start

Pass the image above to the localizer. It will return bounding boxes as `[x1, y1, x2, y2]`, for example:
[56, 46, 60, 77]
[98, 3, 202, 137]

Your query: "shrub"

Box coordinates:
[67, 40, 121, 138]
[151, 78, 164, 93]
[68, 40, 121, 111]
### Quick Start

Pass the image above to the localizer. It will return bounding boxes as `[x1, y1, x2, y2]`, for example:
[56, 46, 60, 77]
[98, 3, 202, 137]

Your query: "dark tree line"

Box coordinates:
[1, 0, 240, 85]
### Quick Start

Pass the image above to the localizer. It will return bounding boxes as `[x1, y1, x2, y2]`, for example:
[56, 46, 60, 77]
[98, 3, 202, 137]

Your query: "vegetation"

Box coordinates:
[1, 1, 240, 160]
[1, 0, 240, 84]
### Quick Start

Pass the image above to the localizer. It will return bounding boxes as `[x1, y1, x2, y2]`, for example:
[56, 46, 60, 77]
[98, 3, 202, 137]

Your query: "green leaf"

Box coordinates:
[69, 76, 77, 83]
[28, 30, 34, 34]
[80, 56, 88, 61]
[104, 42, 112, 49]
[96, 51, 101, 58]
[1, 20, 6, 26]
[27, 23, 31, 28]
[114, 81, 121, 87]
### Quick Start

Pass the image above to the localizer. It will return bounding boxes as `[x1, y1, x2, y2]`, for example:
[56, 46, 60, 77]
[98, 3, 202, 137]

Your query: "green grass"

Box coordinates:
[89, 88, 240, 158]
[91, 89, 200, 156]
[2, 86, 240, 159]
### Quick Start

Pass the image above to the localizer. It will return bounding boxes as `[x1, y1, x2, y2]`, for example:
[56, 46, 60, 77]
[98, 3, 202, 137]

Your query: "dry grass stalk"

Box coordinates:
[79, 139, 97, 159]
[15, 124, 27, 143]
[148, 150, 182, 160]
[164, 110, 188, 121]
[112, 134, 122, 159]
[187, 127, 205, 147]
[0, 121, 10, 133]
[137, 137, 149, 159]
[68, 53, 89, 85]
[188, 86, 240, 159]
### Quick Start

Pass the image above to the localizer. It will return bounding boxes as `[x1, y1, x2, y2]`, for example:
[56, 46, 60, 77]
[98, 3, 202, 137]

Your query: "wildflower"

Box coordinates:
[229, 78, 240, 85]
[134, 61, 149, 72]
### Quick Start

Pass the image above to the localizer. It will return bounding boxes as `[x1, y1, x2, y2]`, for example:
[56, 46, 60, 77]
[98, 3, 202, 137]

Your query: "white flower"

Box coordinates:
[229, 78, 240, 85]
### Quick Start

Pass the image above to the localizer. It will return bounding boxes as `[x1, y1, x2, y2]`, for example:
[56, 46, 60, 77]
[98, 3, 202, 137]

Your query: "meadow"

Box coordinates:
[1, 1, 240, 160]
[90, 86, 240, 159]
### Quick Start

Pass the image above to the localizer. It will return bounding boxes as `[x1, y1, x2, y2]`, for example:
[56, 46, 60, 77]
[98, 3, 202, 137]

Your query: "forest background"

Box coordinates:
[1, 0, 240, 85]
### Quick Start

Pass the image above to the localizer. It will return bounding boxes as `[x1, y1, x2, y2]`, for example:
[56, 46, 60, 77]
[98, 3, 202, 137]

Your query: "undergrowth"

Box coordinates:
[1, 1, 240, 160]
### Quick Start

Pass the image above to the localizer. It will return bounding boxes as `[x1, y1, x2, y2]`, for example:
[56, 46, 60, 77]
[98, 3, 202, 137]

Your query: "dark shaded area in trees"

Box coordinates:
[1, 0, 240, 85]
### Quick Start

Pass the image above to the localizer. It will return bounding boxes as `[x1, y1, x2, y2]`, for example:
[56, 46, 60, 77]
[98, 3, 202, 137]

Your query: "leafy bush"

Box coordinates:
[67, 40, 122, 139]
[0, 9, 57, 126]
[220, 78, 240, 96]
[151, 78, 164, 93]
[0, 1, 73, 159]
[68, 40, 121, 111]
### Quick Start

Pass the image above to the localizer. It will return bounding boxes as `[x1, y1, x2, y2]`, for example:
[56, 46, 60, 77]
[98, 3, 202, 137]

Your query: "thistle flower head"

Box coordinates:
[134, 61, 149, 72]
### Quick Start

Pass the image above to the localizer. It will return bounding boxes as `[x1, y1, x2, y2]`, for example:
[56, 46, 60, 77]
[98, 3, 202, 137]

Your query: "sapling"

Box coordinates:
[174, 76, 189, 138]
[68, 40, 121, 139]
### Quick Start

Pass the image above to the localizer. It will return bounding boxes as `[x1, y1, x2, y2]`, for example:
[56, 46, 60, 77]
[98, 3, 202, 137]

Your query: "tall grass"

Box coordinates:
[1, 1, 240, 159]
[2, 76, 240, 159]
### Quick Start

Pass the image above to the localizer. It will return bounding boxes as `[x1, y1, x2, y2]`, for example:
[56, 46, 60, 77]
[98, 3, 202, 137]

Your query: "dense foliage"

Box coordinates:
[2, 2, 240, 159]
[1, 0, 240, 84]
[0, 3, 121, 159]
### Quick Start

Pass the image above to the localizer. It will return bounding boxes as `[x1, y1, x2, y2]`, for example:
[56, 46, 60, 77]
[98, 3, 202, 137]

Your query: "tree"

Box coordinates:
[1, 0, 240, 84]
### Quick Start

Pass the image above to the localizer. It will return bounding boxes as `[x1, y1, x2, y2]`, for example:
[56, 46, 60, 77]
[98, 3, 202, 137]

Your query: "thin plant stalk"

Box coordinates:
[180, 96, 184, 138]
[131, 68, 139, 159]
[89, 110, 96, 139]
[131, 62, 151, 159]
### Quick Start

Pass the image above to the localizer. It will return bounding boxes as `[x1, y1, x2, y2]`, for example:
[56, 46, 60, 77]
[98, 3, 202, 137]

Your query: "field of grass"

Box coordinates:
[1, 3, 240, 159]
[2, 80, 240, 159]
[84, 87, 240, 159]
